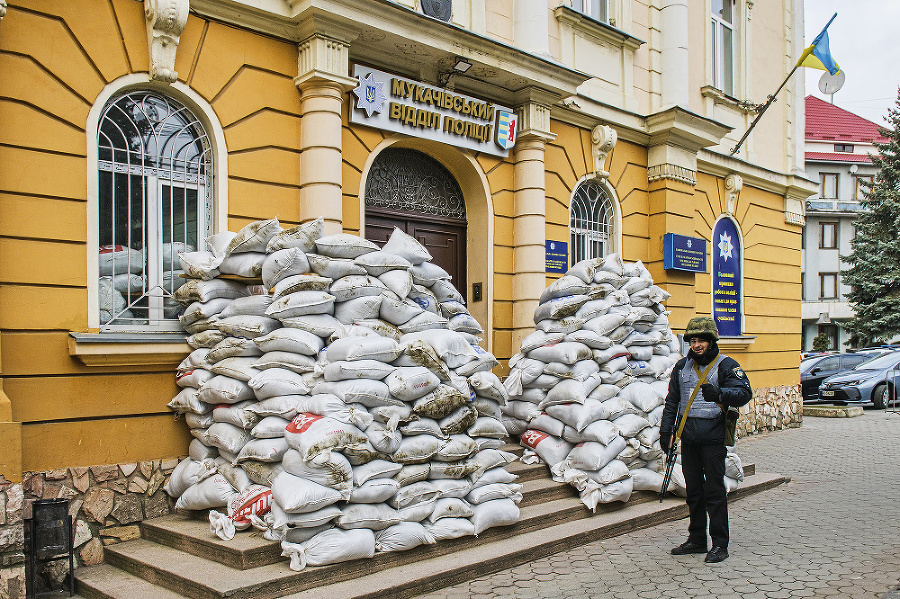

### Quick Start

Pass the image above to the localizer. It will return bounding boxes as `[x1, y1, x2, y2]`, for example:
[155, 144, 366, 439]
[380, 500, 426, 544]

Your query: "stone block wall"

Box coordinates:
[1, 459, 180, 595]
[736, 384, 803, 440]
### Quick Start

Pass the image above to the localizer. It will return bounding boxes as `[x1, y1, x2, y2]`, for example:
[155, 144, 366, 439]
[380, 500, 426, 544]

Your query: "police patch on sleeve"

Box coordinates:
[733, 367, 745, 379]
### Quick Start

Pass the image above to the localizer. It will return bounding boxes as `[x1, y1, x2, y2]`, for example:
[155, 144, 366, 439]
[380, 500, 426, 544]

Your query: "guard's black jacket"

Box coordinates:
[660, 343, 752, 444]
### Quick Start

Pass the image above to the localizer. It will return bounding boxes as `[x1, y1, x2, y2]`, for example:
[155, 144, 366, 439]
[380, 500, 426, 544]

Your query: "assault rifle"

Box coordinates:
[659, 443, 677, 502]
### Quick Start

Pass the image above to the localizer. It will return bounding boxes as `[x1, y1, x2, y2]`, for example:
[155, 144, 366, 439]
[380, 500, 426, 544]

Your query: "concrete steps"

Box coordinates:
[75, 455, 785, 599]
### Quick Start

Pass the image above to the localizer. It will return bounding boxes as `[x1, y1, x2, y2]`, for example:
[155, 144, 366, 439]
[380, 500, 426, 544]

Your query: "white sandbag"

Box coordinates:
[327, 336, 403, 363]
[271, 471, 348, 513]
[374, 521, 436, 552]
[579, 476, 633, 511]
[569, 419, 621, 445]
[269, 502, 342, 529]
[533, 295, 591, 323]
[434, 435, 479, 462]
[388, 481, 440, 509]
[401, 330, 479, 368]
[207, 337, 263, 363]
[454, 345, 499, 376]
[429, 479, 473, 500]
[324, 359, 395, 382]
[471, 397, 502, 419]
[566, 257, 604, 284]
[314, 379, 401, 408]
[396, 497, 435, 522]
[398, 311, 449, 333]
[545, 399, 610, 432]
[535, 316, 585, 335]
[205, 422, 252, 456]
[336, 503, 402, 530]
[466, 482, 523, 505]
[519, 330, 567, 353]
[469, 498, 519, 535]
[266, 217, 323, 253]
[227, 219, 281, 254]
[466, 417, 508, 440]
[180, 297, 232, 326]
[394, 463, 432, 486]
[725, 452, 744, 481]
[284, 413, 369, 461]
[189, 438, 218, 461]
[468, 371, 508, 403]
[355, 250, 412, 276]
[219, 251, 266, 278]
[174, 474, 237, 510]
[280, 314, 345, 338]
[564, 329, 612, 349]
[424, 517, 476, 540]
[385, 367, 441, 401]
[392, 435, 442, 464]
[379, 296, 423, 325]
[168, 388, 209, 414]
[352, 459, 403, 486]
[428, 460, 480, 480]
[539, 275, 590, 303]
[520, 430, 572, 466]
[409, 261, 451, 285]
[236, 437, 289, 463]
[271, 274, 333, 299]
[600, 396, 642, 419]
[349, 478, 401, 504]
[382, 228, 432, 265]
[246, 396, 304, 419]
[281, 449, 353, 491]
[366, 420, 402, 454]
[266, 290, 335, 319]
[315, 233, 379, 259]
[254, 351, 317, 374]
[330, 274, 389, 302]
[413, 385, 468, 419]
[428, 497, 474, 522]
[185, 411, 215, 429]
[438, 405, 479, 437]
[213, 401, 260, 429]
[630, 467, 665, 491]
[98, 244, 143, 276]
[208, 356, 261, 382]
[262, 248, 311, 288]
[251, 416, 291, 439]
[164, 457, 217, 498]
[563, 436, 628, 472]
[254, 328, 323, 356]
[187, 329, 226, 348]
[208, 484, 273, 540]
[611, 413, 651, 438]
[618, 381, 664, 413]
[281, 528, 375, 571]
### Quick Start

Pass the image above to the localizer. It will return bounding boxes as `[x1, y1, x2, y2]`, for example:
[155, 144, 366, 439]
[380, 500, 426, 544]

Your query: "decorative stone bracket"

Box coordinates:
[591, 124, 617, 179]
[144, 0, 190, 83]
[0, 1, 7, 21]
[725, 173, 742, 215]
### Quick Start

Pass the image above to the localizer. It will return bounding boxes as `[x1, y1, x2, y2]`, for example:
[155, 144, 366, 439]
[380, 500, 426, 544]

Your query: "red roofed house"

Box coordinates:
[802, 96, 888, 353]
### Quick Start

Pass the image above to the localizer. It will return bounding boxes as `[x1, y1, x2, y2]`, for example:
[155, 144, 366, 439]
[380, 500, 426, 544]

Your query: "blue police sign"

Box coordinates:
[711, 218, 742, 337]
[663, 233, 707, 272]
[545, 240, 568, 274]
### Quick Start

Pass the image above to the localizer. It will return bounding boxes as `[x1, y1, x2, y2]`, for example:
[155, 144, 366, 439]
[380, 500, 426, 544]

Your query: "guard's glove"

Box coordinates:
[701, 383, 721, 403]
[660, 432, 673, 454]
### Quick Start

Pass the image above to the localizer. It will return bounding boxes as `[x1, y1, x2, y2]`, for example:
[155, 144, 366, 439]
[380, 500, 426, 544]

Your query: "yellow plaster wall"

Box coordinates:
[0, 1, 303, 472]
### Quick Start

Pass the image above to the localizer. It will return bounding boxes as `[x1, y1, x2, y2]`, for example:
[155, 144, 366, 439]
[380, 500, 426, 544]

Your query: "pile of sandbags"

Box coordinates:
[501, 254, 743, 510]
[165, 218, 520, 571]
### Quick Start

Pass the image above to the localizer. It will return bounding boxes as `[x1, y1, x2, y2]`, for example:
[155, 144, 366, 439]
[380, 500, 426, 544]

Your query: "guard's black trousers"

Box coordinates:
[681, 439, 728, 549]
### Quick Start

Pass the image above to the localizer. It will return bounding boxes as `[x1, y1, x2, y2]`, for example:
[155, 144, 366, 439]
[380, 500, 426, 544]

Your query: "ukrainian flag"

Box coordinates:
[796, 13, 840, 75]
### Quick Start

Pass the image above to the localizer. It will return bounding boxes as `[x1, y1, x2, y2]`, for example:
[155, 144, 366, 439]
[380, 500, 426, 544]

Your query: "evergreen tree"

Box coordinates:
[843, 87, 900, 346]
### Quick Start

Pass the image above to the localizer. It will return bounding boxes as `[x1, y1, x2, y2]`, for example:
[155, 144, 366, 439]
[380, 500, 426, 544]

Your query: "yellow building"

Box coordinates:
[0, 0, 812, 580]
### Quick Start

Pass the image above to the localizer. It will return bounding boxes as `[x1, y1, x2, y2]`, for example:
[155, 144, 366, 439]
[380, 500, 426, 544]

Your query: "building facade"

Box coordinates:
[0, 0, 813, 589]
[801, 96, 886, 351]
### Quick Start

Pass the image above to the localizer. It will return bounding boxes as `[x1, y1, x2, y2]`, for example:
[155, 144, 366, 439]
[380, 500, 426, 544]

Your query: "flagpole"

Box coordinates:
[729, 64, 799, 156]
[730, 12, 838, 157]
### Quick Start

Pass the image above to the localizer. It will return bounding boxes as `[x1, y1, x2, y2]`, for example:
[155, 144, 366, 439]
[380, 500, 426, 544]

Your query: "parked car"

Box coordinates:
[800, 352, 879, 403]
[818, 350, 900, 408]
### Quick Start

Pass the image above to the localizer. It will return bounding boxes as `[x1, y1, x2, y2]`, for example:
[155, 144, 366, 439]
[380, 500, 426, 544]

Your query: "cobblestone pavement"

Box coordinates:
[417, 410, 900, 599]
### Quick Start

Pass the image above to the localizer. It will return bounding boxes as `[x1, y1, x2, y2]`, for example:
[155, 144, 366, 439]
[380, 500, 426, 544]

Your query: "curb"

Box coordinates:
[802, 405, 863, 418]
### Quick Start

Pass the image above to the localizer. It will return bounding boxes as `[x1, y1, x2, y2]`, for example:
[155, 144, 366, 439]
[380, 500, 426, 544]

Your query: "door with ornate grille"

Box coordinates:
[364, 148, 467, 291]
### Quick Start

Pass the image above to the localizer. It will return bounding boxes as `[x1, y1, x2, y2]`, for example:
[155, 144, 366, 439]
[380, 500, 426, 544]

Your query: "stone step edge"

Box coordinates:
[76, 563, 190, 599]
[278, 472, 790, 599]
[81, 472, 787, 599]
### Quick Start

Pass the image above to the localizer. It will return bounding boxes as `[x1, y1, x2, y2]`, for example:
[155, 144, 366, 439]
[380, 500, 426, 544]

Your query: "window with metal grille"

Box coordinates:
[711, 0, 734, 96]
[365, 148, 465, 220]
[97, 91, 213, 330]
[570, 180, 614, 266]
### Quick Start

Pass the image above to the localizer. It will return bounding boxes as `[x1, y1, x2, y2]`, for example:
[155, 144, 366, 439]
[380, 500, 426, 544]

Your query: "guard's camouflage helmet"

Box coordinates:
[684, 316, 719, 342]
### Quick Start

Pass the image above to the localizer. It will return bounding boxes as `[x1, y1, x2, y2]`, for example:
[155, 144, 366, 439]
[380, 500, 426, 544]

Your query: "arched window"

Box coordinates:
[97, 90, 213, 329]
[570, 179, 614, 265]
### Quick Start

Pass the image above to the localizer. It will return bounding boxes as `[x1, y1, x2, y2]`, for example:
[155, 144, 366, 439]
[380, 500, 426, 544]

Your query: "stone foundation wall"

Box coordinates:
[1, 459, 180, 596]
[736, 384, 803, 440]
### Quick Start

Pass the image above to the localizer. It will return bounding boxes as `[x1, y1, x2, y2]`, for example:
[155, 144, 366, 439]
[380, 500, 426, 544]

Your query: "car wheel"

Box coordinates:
[872, 384, 886, 409]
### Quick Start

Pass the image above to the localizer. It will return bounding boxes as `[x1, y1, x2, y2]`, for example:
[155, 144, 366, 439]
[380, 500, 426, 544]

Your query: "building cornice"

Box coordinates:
[190, 0, 591, 106]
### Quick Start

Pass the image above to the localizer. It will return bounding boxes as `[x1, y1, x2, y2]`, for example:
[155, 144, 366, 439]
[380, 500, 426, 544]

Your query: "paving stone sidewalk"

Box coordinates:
[417, 410, 900, 599]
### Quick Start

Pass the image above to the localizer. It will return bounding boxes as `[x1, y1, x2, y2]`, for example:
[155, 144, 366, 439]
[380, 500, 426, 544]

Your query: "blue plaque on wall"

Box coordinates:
[663, 233, 707, 272]
[711, 218, 742, 337]
[545, 240, 568, 274]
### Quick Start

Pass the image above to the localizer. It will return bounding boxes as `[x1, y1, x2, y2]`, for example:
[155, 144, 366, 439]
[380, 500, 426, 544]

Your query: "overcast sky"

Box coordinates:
[803, 1, 900, 126]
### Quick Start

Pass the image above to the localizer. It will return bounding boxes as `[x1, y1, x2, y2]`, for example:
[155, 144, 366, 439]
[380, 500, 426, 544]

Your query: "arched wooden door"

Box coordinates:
[364, 148, 467, 291]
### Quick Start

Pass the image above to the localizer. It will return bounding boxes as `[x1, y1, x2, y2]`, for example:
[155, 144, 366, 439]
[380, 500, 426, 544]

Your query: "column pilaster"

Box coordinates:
[295, 34, 357, 235]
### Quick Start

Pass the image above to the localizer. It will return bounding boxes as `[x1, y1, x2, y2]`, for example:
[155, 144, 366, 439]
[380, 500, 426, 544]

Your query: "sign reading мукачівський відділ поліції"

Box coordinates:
[711, 218, 743, 337]
[349, 65, 517, 158]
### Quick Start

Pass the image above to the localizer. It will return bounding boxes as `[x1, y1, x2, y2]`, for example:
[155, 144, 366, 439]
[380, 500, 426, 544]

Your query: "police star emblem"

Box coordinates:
[352, 72, 386, 118]
[733, 367, 745, 379]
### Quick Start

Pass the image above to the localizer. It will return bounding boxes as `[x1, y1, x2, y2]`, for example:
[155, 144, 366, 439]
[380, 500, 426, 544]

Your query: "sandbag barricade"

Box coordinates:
[166, 218, 520, 571]
[501, 254, 743, 511]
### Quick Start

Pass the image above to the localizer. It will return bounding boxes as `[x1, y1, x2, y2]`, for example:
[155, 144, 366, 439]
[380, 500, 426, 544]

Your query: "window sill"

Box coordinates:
[700, 86, 758, 115]
[718, 335, 756, 352]
[554, 6, 644, 51]
[68, 332, 191, 367]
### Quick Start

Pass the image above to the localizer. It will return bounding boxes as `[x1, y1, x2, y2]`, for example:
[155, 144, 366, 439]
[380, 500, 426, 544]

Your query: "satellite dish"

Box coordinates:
[818, 70, 846, 95]
[421, 0, 452, 21]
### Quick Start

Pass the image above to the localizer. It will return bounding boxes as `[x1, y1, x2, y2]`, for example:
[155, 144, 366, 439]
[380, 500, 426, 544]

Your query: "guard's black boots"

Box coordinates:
[705, 546, 729, 563]
[670, 541, 707, 555]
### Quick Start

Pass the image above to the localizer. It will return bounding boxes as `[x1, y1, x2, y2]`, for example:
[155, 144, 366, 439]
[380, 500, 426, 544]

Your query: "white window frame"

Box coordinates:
[86, 75, 228, 332]
[820, 173, 839, 199]
[820, 273, 838, 300]
[818, 221, 837, 250]
[854, 175, 872, 200]
[569, 177, 621, 266]
[571, 0, 609, 23]
[710, 0, 735, 96]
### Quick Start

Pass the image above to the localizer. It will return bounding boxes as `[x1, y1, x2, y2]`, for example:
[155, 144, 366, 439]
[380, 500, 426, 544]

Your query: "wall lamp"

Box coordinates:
[438, 57, 472, 87]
